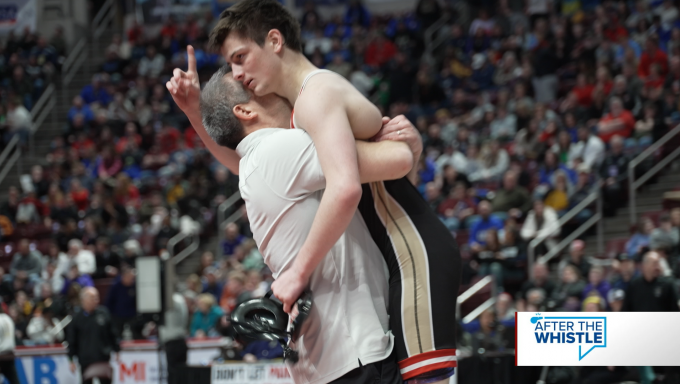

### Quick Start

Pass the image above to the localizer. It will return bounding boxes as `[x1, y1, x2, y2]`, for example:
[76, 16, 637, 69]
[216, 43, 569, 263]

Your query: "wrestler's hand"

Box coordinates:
[271, 267, 308, 314]
[166, 45, 200, 116]
[373, 115, 423, 161]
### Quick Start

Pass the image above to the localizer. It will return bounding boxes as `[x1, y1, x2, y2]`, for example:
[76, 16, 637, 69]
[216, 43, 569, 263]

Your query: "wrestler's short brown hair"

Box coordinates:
[208, 0, 302, 53]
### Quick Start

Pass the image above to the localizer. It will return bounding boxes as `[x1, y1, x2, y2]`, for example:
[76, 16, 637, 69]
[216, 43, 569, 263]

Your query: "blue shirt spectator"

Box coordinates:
[105, 270, 137, 319]
[80, 75, 112, 106]
[190, 295, 224, 337]
[68, 96, 95, 123]
[469, 202, 505, 247]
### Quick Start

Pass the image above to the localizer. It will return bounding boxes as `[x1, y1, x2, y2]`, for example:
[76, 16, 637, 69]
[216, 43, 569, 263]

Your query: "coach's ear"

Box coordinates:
[267, 29, 284, 53]
[233, 104, 258, 121]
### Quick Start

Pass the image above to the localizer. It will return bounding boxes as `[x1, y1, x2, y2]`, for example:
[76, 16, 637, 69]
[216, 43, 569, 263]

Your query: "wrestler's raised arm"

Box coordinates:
[166, 46, 241, 175]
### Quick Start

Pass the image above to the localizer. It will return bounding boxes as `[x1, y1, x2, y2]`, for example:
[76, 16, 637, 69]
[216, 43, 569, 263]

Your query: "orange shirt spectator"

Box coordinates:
[598, 98, 635, 143]
[638, 40, 669, 79]
[69, 179, 89, 211]
[572, 74, 594, 107]
[364, 35, 397, 67]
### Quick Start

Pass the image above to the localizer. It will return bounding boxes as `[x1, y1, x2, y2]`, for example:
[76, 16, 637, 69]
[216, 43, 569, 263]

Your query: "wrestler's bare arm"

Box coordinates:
[166, 46, 241, 175]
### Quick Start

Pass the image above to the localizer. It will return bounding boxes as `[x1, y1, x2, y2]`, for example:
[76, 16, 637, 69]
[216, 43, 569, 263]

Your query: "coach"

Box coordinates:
[67, 287, 120, 384]
[622, 251, 679, 312]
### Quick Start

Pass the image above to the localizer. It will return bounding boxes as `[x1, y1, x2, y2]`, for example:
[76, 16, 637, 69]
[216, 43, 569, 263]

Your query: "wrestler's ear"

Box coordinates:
[266, 29, 284, 53]
[233, 104, 257, 121]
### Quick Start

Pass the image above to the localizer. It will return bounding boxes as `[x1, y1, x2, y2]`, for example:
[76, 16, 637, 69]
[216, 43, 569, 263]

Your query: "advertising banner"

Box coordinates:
[212, 363, 293, 384]
[0, 0, 36, 34]
[516, 312, 680, 366]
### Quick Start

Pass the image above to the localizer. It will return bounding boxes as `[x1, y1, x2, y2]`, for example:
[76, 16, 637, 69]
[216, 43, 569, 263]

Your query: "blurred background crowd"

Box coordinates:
[2, 0, 680, 381]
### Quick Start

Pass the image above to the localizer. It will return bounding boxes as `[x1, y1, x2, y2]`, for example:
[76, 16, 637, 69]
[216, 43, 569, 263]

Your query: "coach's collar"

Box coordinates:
[236, 128, 281, 157]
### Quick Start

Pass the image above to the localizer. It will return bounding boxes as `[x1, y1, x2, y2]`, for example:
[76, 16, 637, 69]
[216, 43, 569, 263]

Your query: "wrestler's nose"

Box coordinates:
[232, 66, 245, 81]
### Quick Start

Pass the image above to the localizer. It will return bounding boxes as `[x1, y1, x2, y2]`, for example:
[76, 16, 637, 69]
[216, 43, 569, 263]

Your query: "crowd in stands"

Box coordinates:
[1, 0, 680, 378]
[0, 26, 67, 149]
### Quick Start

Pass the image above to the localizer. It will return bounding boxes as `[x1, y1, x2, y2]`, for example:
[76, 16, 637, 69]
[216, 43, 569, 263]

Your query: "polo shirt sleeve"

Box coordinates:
[255, 130, 327, 197]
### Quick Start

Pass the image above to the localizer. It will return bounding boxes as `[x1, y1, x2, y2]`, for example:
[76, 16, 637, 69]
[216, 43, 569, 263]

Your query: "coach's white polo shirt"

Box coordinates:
[236, 128, 393, 384]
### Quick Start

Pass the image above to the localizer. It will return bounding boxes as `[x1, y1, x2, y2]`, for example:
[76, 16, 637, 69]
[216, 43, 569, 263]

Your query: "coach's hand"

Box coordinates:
[373, 115, 423, 162]
[166, 45, 201, 116]
[271, 267, 308, 314]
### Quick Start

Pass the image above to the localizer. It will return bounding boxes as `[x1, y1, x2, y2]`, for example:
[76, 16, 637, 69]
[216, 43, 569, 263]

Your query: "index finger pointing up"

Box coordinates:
[187, 45, 197, 73]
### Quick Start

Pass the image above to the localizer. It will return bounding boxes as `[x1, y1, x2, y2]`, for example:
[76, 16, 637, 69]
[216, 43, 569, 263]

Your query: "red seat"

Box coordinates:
[642, 210, 663, 227]
[605, 238, 629, 259]
[94, 278, 116, 300]
[36, 239, 54, 255]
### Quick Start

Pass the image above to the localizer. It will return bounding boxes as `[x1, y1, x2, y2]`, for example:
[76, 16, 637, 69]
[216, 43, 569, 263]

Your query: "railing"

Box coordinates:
[216, 191, 243, 257]
[456, 275, 495, 320]
[62, 37, 87, 87]
[0, 136, 22, 187]
[462, 297, 496, 324]
[424, 17, 448, 51]
[528, 187, 603, 280]
[628, 123, 680, 224]
[29, 83, 56, 157]
[93, 0, 116, 39]
[168, 231, 200, 266]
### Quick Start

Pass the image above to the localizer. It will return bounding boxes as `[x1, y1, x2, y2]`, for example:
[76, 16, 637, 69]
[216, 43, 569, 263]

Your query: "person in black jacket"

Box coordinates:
[622, 251, 680, 312]
[598, 135, 630, 216]
[67, 287, 120, 384]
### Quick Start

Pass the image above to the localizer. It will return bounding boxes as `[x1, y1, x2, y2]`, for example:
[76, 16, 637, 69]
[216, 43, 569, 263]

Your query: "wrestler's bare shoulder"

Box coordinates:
[295, 72, 382, 140]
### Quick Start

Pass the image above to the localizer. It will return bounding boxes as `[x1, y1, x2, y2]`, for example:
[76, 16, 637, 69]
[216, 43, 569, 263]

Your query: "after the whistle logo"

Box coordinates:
[530, 314, 607, 361]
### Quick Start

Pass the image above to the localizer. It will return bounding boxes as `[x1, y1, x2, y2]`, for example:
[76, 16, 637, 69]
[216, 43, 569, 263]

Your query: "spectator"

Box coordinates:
[649, 212, 679, 253]
[626, 218, 655, 258]
[364, 33, 397, 68]
[67, 239, 96, 276]
[549, 264, 586, 311]
[67, 287, 119, 384]
[460, 309, 507, 354]
[61, 263, 94, 296]
[610, 252, 640, 291]
[97, 146, 123, 181]
[568, 125, 606, 170]
[9, 239, 42, 284]
[222, 223, 245, 257]
[190, 294, 223, 337]
[608, 289, 626, 312]
[469, 200, 505, 251]
[5, 97, 32, 146]
[638, 37, 668, 79]
[495, 292, 516, 321]
[201, 268, 223, 299]
[68, 96, 94, 124]
[599, 135, 631, 215]
[520, 200, 560, 248]
[93, 238, 121, 279]
[138, 46, 165, 78]
[519, 262, 555, 306]
[582, 266, 612, 307]
[105, 266, 137, 339]
[489, 170, 532, 218]
[159, 293, 189, 384]
[80, 74, 112, 106]
[219, 271, 251, 314]
[558, 240, 592, 279]
[437, 182, 476, 231]
[26, 305, 64, 345]
[597, 98, 635, 143]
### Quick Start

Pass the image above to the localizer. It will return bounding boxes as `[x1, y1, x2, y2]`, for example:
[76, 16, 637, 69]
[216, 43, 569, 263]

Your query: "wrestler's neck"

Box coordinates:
[277, 50, 318, 105]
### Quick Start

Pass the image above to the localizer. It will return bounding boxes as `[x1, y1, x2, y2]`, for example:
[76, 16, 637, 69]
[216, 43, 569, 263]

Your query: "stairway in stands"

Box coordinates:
[0, 27, 118, 199]
[583, 165, 680, 257]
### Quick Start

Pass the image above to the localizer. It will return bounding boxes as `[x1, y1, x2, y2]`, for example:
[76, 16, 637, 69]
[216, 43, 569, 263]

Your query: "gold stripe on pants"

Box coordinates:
[370, 181, 434, 356]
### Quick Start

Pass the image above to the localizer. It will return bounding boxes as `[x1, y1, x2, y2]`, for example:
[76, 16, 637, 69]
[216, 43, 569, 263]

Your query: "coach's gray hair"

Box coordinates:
[200, 65, 251, 150]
